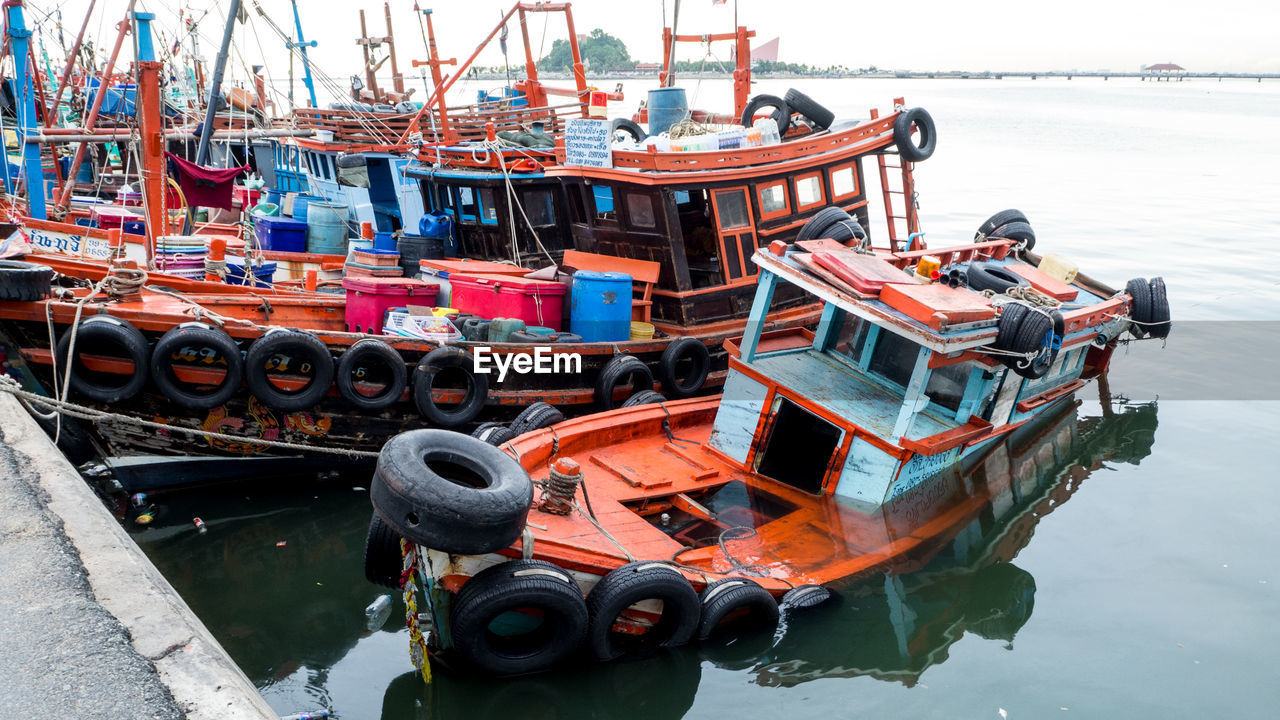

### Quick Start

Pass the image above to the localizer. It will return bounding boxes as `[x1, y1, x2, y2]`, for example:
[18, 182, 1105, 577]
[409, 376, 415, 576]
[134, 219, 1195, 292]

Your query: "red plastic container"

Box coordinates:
[342, 277, 439, 334]
[233, 185, 262, 208]
[449, 273, 567, 330]
[92, 205, 144, 229]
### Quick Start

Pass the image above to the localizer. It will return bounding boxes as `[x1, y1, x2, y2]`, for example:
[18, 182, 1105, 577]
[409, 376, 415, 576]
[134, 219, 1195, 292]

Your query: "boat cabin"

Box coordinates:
[706, 241, 1129, 507]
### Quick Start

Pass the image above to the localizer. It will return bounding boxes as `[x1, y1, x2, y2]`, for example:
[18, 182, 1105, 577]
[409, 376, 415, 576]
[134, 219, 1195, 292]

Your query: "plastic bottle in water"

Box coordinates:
[365, 594, 394, 630]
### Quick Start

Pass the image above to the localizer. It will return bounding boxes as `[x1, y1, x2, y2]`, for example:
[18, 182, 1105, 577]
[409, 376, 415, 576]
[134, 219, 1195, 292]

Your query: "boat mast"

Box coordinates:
[287, 0, 318, 107]
[196, 0, 243, 167]
[132, 11, 165, 268]
[49, 0, 97, 126]
[4, 1, 49, 219]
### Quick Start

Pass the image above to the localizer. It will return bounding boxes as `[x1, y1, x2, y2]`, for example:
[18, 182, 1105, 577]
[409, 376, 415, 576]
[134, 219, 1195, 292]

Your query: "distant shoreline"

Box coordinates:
[471, 70, 1278, 82]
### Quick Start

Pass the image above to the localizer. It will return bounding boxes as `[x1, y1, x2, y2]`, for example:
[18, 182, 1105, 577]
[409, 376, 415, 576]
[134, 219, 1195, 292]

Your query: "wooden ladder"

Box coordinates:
[876, 150, 922, 251]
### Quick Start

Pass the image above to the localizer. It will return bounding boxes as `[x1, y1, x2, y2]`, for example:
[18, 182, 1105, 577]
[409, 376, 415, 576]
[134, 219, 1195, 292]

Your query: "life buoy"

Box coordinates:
[411, 346, 487, 426]
[585, 562, 700, 661]
[659, 337, 710, 399]
[893, 107, 937, 162]
[244, 328, 334, 412]
[450, 560, 588, 676]
[370, 429, 533, 553]
[336, 339, 407, 411]
[363, 512, 405, 589]
[696, 578, 780, 641]
[595, 355, 654, 410]
[55, 315, 151, 403]
[150, 322, 243, 410]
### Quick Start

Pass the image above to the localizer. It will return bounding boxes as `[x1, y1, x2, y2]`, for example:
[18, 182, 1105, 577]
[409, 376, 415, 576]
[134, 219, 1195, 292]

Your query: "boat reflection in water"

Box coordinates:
[379, 397, 1158, 719]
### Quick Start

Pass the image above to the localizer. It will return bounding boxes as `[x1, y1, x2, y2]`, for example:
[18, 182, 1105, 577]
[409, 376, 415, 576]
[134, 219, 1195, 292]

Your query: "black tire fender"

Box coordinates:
[412, 347, 487, 427]
[508, 401, 564, 437]
[990, 221, 1037, 251]
[150, 322, 244, 410]
[0, 259, 53, 301]
[740, 94, 791, 134]
[796, 206, 851, 243]
[822, 218, 867, 243]
[621, 389, 667, 408]
[450, 559, 588, 676]
[55, 315, 151, 403]
[585, 561, 700, 661]
[1147, 277, 1171, 339]
[893, 107, 937, 162]
[783, 88, 834, 130]
[1013, 310, 1064, 379]
[658, 337, 711, 398]
[610, 117, 647, 144]
[370, 429, 533, 553]
[363, 511, 405, 589]
[244, 328, 334, 412]
[595, 355, 654, 410]
[976, 209, 1029, 239]
[336, 339, 407, 411]
[696, 578, 780, 641]
[1126, 278, 1153, 338]
[967, 261, 1031, 294]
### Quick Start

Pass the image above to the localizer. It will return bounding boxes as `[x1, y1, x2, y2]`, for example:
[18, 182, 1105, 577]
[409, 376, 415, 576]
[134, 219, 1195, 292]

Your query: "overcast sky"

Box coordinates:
[19, 0, 1280, 82]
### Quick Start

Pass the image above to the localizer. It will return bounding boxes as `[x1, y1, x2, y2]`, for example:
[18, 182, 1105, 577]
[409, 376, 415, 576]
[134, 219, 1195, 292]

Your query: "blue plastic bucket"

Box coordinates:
[290, 193, 321, 222]
[373, 231, 396, 251]
[306, 202, 350, 255]
[647, 87, 689, 136]
[570, 271, 633, 342]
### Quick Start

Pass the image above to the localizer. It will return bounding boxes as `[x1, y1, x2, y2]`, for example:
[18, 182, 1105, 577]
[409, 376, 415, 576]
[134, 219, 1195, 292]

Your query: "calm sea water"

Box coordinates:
[131, 78, 1280, 719]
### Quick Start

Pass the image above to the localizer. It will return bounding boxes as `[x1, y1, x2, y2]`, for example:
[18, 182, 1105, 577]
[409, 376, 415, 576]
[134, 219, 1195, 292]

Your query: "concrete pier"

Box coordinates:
[0, 394, 277, 719]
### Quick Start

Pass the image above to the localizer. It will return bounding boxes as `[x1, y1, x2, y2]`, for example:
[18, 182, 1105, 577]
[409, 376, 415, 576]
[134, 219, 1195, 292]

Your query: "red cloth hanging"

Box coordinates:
[165, 152, 248, 210]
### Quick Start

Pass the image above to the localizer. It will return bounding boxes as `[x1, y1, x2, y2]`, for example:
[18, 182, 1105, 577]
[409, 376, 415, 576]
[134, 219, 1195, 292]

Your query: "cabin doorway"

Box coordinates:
[710, 187, 760, 284]
[756, 397, 843, 495]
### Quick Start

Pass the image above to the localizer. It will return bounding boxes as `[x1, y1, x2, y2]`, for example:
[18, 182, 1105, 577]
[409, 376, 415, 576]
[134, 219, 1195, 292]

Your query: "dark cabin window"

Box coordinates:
[478, 187, 498, 224]
[827, 311, 870, 362]
[522, 189, 556, 226]
[714, 189, 750, 230]
[868, 329, 921, 388]
[926, 361, 971, 414]
[626, 193, 656, 229]
[756, 397, 843, 495]
[457, 187, 479, 223]
[678, 189, 722, 289]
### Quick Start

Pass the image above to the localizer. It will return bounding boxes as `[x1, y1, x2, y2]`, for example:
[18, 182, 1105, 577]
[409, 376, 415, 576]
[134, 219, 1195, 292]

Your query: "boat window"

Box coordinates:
[457, 186, 479, 223]
[830, 163, 859, 200]
[478, 187, 499, 224]
[925, 361, 972, 413]
[868, 329, 920, 388]
[713, 189, 750, 230]
[795, 174, 824, 209]
[591, 185, 617, 224]
[521, 189, 556, 227]
[757, 397, 843, 495]
[625, 192, 656, 229]
[430, 184, 456, 216]
[678, 189, 723, 289]
[758, 181, 788, 219]
[826, 311, 870, 362]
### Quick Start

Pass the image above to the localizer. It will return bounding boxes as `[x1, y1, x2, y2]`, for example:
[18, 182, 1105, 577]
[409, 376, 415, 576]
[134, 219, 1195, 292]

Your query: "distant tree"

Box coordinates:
[538, 29, 635, 72]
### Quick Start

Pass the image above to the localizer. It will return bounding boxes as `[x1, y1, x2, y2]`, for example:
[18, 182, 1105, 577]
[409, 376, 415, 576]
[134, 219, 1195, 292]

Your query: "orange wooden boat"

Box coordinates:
[366, 227, 1171, 676]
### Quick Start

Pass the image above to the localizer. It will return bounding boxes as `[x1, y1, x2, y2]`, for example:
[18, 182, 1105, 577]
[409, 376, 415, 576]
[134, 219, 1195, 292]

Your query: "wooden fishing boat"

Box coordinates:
[365, 228, 1170, 676]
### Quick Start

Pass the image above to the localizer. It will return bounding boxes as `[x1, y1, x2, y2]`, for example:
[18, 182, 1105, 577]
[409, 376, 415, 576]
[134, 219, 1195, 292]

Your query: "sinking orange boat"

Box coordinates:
[367, 221, 1171, 676]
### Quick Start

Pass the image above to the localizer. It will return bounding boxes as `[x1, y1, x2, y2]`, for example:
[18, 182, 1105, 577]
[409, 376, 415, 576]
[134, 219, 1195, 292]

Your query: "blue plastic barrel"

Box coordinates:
[290, 193, 321, 222]
[571, 271, 633, 342]
[306, 202, 350, 255]
[647, 87, 689, 136]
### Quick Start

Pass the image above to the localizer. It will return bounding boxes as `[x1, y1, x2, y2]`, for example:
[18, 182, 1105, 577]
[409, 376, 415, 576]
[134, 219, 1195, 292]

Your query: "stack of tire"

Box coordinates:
[796, 206, 868, 245]
[365, 430, 808, 676]
[1124, 277, 1172, 339]
[975, 209, 1036, 251]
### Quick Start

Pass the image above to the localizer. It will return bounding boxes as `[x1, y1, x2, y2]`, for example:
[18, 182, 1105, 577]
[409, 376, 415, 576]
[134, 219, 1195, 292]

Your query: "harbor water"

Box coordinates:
[130, 78, 1280, 718]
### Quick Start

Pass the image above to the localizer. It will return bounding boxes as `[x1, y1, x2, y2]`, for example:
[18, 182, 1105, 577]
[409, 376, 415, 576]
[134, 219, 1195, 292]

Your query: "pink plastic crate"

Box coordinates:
[342, 277, 439, 334]
[449, 273, 566, 330]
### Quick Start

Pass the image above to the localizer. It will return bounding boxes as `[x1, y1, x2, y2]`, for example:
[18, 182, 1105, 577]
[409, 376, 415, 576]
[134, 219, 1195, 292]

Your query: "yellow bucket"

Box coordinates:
[630, 321, 655, 341]
[431, 307, 459, 317]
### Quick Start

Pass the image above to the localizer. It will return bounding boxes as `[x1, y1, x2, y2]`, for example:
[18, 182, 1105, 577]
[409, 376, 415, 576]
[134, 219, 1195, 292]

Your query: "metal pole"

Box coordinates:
[196, 0, 243, 167]
[5, 1, 48, 219]
[288, 0, 318, 107]
[50, 0, 97, 117]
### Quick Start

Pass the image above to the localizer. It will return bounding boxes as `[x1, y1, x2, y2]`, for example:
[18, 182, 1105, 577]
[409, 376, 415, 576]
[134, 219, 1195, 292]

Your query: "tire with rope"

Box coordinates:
[244, 328, 334, 412]
[508, 401, 564, 437]
[55, 315, 151, 404]
[893, 107, 937, 162]
[150, 321, 244, 410]
[783, 88, 835, 130]
[658, 337, 711, 399]
[371, 429, 533, 553]
[796, 206, 852, 243]
[695, 577, 780, 642]
[975, 209, 1029, 239]
[450, 560, 588, 676]
[621, 389, 667, 408]
[740, 94, 791, 134]
[336, 339, 407, 411]
[585, 562, 701, 661]
[0, 260, 53, 302]
[411, 347, 488, 427]
[595, 355, 654, 410]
